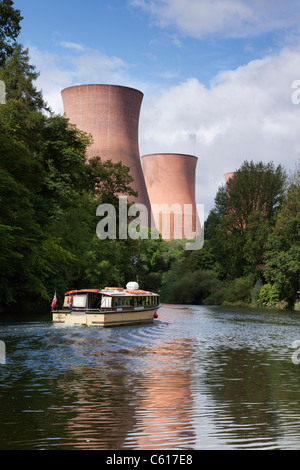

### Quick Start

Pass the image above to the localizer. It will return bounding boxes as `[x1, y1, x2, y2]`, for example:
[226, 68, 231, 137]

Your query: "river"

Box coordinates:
[0, 304, 300, 450]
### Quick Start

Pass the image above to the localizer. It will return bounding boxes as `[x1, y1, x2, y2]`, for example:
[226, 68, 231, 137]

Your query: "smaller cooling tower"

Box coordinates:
[142, 153, 199, 241]
[224, 172, 235, 184]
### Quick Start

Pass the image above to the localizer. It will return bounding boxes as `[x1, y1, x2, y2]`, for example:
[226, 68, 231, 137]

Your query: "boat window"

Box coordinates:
[72, 295, 87, 308]
[90, 294, 102, 309]
[101, 296, 112, 308]
[63, 296, 72, 307]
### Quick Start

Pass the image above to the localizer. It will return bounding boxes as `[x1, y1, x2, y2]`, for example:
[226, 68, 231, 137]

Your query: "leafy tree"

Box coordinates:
[204, 185, 227, 239]
[243, 211, 272, 274]
[225, 160, 286, 233]
[83, 156, 137, 203]
[160, 267, 224, 304]
[0, 131, 74, 303]
[223, 275, 254, 304]
[205, 160, 286, 279]
[0, 44, 48, 154]
[0, 0, 22, 66]
[0, 44, 46, 110]
[264, 173, 300, 308]
[0, 38, 139, 306]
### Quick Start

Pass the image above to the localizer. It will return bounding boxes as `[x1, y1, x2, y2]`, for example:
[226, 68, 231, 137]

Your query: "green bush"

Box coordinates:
[160, 269, 224, 305]
[258, 283, 280, 306]
[224, 276, 253, 304]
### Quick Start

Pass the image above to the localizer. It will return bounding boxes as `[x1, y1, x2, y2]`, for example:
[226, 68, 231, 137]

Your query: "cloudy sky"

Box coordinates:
[14, 0, 300, 218]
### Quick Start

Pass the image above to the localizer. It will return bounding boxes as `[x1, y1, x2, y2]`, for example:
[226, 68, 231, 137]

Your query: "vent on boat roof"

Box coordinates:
[126, 281, 139, 290]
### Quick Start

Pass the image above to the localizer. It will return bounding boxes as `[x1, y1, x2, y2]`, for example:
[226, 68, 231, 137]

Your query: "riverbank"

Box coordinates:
[222, 299, 300, 312]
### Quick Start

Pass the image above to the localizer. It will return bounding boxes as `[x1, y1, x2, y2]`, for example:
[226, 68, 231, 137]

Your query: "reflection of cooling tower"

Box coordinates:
[61, 84, 152, 223]
[142, 153, 199, 241]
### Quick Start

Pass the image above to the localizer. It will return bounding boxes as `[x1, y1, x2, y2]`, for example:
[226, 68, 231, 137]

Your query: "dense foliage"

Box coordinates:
[161, 162, 299, 309]
[0, 43, 154, 309]
[0, 0, 22, 66]
[0, 5, 299, 312]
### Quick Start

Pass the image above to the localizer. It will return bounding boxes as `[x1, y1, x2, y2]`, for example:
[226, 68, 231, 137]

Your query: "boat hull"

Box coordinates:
[52, 306, 159, 327]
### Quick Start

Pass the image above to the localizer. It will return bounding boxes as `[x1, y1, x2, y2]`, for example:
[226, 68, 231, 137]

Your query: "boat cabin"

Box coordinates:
[62, 287, 160, 312]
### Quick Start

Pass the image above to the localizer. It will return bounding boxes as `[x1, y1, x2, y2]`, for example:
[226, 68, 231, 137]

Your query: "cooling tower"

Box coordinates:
[142, 153, 200, 241]
[61, 84, 152, 225]
[224, 172, 235, 184]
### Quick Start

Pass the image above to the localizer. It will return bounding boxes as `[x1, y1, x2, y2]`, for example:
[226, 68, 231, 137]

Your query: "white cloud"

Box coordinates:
[28, 45, 133, 114]
[131, 0, 300, 38]
[60, 41, 86, 52]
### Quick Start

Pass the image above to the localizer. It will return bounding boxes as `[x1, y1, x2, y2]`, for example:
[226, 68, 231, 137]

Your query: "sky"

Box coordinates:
[13, 0, 300, 218]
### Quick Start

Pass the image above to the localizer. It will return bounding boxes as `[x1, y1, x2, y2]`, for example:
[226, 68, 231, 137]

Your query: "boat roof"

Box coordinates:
[65, 288, 158, 296]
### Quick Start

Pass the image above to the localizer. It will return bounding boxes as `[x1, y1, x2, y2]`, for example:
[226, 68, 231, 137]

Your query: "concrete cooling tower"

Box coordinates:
[61, 84, 152, 225]
[142, 153, 200, 241]
[224, 172, 235, 184]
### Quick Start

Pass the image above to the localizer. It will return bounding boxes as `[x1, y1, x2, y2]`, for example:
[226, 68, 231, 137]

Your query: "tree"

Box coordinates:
[0, 31, 145, 308]
[264, 173, 300, 308]
[83, 156, 137, 204]
[0, 44, 49, 153]
[0, 0, 23, 66]
[0, 130, 74, 303]
[206, 160, 286, 279]
[224, 160, 286, 235]
[0, 44, 47, 110]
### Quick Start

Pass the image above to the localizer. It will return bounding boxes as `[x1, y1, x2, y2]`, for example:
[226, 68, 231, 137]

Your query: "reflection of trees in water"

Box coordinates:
[52, 363, 138, 450]
[201, 346, 300, 448]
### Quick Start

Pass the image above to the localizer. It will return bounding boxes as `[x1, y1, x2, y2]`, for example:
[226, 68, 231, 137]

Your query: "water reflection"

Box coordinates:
[200, 347, 282, 449]
[45, 335, 197, 450]
[126, 339, 196, 449]
[1, 305, 300, 449]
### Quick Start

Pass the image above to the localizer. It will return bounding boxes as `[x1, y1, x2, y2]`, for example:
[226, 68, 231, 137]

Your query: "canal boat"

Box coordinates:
[51, 282, 161, 327]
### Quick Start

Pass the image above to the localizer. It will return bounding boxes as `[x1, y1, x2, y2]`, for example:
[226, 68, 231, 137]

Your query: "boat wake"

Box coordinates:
[116, 322, 169, 352]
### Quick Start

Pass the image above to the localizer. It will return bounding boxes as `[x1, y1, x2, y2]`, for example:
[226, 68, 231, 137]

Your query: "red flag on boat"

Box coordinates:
[51, 291, 57, 310]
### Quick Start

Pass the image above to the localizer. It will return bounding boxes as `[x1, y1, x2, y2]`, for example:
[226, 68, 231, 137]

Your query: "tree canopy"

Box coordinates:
[0, 0, 23, 66]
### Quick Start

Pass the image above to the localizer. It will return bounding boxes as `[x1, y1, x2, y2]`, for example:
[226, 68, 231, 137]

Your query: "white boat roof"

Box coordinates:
[65, 287, 158, 297]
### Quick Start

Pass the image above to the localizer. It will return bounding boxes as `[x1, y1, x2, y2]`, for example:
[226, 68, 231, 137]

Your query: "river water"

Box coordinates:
[0, 304, 300, 450]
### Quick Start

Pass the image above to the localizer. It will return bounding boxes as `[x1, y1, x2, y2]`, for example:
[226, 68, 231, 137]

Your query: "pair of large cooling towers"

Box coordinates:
[61, 84, 199, 240]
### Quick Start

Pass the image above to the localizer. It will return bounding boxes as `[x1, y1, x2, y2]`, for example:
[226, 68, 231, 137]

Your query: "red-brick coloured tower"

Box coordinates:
[142, 153, 199, 240]
[224, 172, 235, 184]
[61, 84, 152, 222]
